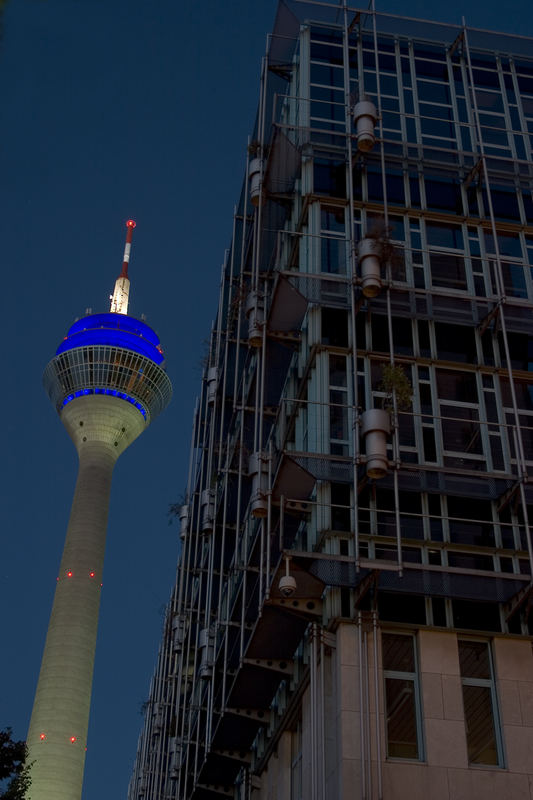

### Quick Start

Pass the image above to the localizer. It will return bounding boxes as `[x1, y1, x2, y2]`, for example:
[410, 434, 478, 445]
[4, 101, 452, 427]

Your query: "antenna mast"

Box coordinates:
[110, 219, 136, 314]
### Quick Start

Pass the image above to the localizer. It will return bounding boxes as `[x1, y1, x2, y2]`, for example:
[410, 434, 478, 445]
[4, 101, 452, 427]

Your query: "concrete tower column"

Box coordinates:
[28, 220, 171, 798]
[27, 398, 147, 799]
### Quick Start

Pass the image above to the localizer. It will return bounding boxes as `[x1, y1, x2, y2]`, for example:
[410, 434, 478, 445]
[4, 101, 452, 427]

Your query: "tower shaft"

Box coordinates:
[30, 223, 172, 796]
[28, 396, 146, 800]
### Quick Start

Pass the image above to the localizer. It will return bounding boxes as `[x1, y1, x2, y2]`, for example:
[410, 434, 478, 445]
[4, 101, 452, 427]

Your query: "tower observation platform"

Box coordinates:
[45, 311, 171, 422]
[27, 221, 172, 800]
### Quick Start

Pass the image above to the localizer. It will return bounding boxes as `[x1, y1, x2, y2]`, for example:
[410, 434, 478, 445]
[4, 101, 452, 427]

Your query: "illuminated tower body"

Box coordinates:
[27, 221, 172, 800]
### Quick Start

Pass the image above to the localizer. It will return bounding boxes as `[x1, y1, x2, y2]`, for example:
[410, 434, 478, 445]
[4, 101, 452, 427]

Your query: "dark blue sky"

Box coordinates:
[1, 1, 532, 798]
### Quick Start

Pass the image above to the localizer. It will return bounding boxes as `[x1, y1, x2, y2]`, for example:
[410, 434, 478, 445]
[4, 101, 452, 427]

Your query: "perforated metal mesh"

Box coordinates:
[307, 559, 528, 602]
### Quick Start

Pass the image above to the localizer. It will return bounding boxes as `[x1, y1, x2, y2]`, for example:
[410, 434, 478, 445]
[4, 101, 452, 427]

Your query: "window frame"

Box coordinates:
[382, 631, 425, 761]
[458, 638, 505, 767]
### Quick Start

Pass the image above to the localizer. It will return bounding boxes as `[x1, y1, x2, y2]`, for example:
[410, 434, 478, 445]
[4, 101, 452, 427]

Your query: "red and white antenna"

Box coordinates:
[110, 219, 136, 314]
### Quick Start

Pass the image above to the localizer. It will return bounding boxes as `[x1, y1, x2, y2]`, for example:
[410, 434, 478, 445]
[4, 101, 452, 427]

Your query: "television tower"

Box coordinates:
[27, 221, 172, 800]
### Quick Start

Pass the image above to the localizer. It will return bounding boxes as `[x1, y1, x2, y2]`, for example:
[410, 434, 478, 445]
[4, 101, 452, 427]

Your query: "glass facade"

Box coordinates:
[129, 4, 533, 799]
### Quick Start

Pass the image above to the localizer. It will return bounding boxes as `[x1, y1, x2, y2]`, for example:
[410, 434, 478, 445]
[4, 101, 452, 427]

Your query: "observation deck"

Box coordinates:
[44, 312, 172, 423]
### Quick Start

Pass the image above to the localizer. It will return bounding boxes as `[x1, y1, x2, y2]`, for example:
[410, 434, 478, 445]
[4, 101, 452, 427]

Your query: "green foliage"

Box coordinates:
[378, 363, 413, 412]
[366, 216, 404, 275]
[247, 140, 261, 157]
[0, 729, 31, 800]
[168, 490, 187, 526]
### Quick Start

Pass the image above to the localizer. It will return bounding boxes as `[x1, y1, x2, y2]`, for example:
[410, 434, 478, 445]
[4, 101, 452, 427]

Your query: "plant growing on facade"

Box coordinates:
[360, 364, 412, 479]
[378, 363, 413, 412]
[366, 217, 404, 277]
[247, 140, 261, 157]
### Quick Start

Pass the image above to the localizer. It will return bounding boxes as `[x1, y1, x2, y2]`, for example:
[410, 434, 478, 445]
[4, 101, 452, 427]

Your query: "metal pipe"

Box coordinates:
[265, 441, 273, 601]
[320, 632, 326, 800]
[310, 625, 317, 800]
[369, 0, 403, 577]
[259, 278, 268, 452]
[358, 613, 367, 800]
[373, 611, 383, 799]
[342, 0, 361, 571]
[364, 629, 372, 800]
[259, 516, 265, 611]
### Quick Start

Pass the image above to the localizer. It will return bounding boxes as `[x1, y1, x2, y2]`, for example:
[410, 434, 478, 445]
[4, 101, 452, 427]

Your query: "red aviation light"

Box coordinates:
[67, 571, 73, 578]
[70, 736, 77, 744]
[40, 733, 46, 741]
[126, 219, 136, 229]
[89, 571, 95, 578]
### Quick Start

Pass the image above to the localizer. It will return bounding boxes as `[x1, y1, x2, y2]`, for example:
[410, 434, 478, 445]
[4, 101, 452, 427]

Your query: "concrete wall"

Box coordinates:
[256, 624, 533, 799]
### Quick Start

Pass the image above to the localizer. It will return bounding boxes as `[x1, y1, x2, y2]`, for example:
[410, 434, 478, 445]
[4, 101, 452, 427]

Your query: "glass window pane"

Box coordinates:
[462, 684, 499, 765]
[385, 678, 419, 758]
[436, 370, 478, 403]
[382, 633, 415, 671]
[458, 640, 490, 678]
[329, 355, 347, 387]
[430, 253, 467, 290]
[426, 221, 463, 249]
[321, 236, 346, 274]
[441, 404, 482, 454]
[321, 206, 345, 232]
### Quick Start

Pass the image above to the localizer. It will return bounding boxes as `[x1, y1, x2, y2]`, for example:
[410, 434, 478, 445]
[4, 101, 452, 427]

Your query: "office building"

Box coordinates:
[129, 3, 533, 798]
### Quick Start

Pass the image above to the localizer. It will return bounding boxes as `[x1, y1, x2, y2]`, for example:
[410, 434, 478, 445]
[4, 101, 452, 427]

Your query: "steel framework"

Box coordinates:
[129, 3, 533, 798]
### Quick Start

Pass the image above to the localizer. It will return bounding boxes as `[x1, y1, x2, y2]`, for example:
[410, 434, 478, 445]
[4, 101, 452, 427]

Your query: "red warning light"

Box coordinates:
[67, 571, 73, 578]
[126, 219, 136, 229]
[70, 736, 77, 744]
[40, 733, 46, 741]
[89, 571, 95, 578]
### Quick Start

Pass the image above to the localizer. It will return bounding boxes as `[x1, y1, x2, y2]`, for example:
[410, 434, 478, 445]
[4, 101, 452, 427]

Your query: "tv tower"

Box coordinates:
[27, 221, 172, 800]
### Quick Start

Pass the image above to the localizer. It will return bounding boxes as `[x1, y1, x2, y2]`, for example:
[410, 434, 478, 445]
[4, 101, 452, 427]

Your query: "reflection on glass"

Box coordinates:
[385, 678, 419, 758]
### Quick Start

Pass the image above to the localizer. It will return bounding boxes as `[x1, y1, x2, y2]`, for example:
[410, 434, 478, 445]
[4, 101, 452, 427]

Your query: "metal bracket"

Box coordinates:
[449, 31, 465, 57]
[243, 657, 295, 675]
[225, 707, 270, 724]
[505, 581, 533, 622]
[477, 303, 500, 336]
[195, 784, 234, 797]
[266, 597, 323, 617]
[463, 157, 484, 189]
[270, 498, 312, 514]
[348, 13, 360, 34]
[211, 749, 252, 765]
[353, 570, 380, 609]
[497, 481, 521, 515]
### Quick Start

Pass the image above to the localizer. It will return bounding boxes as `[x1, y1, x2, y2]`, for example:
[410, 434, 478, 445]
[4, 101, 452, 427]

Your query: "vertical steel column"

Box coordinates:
[342, 1, 362, 570]
[370, 2, 403, 576]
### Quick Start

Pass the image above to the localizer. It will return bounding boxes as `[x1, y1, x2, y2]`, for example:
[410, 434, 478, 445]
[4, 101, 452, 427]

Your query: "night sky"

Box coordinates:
[1, 1, 532, 798]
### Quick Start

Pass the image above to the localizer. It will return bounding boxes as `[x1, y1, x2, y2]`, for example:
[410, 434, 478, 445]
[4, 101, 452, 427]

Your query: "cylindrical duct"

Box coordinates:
[249, 452, 268, 518]
[361, 408, 390, 479]
[245, 291, 264, 348]
[353, 100, 377, 152]
[358, 238, 382, 298]
[249, 157, 264, 206]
